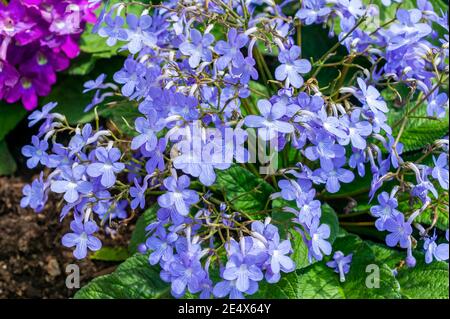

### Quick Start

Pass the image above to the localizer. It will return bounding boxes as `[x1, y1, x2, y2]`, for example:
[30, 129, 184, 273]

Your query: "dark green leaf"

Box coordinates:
[396, 256, 449, 299]
[0, 140, 17, 176]
[251, 263, 345, 299]
[74, 253, 170, 299]
[214, 164, 275, 215]
[0, 102, 26, 141]
[129, 204, 158, 254]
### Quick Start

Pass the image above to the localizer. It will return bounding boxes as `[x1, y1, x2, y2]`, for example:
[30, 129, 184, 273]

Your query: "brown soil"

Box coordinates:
[0, 176, 130, 299]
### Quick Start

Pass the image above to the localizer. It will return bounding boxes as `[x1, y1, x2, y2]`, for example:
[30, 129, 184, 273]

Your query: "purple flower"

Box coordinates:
[244, 99, 294, 141]
[432, 153, 449, 190]
[326, 251, 353, 282]
[214, 28, 248, 70]
[157, 175, 199, 216]
[62, 220, 102, 259]
[50, 165, 93, 204]
[370, 191, 401, 231]
[179, 29, 214, 68]
[87, 147, 125, 188]
[275, 46, 311, 88]
[21, 135, 50, 168]
[384, 213, 412, 249]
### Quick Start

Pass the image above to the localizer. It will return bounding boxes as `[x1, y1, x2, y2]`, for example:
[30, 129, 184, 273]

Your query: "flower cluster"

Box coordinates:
[0, 0, 98, 110]
[21, 0, 448, 299]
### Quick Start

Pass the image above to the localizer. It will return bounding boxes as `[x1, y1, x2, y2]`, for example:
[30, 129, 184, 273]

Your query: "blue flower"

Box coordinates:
[384, 213, 412, 248]
[146, 228, 176, 265]
[113, 57, 147, 97]
[424, 232, 449, 264]
[20, 173, 47, 212]
[98, 14, 128, 47]
[314, 157, 355, 193]
[432, 153, 449, 190]
[50, 165, 93, 204]
[426, 92, 448, 118]
[130, 177, 148, 210]
[356, 78, 388, 113]
[275, 46, 311, 88]
[22, 135, 50, 168]
[232, 57, 258, 84]
[221, 252, 264, 293]
[125, 14, 157, 54]
[296, 0, 331, 25]
[244, 99, 294, 141]
[304, 132, 346, 170]
[338, 109, 372, 150]
[157, 175, 199, 216]
[370, 191, 401, 231]
[83, 73, 107, 93]
[87, 147, 125, 188]
[214, 28, 249, 70]
[179, 29, 215, 68]
[265, 235, 295, 283]
[131, 111, 165, 151]
[62, 220, 102, 259]
[307, 217, 332, 261]
[28, 102, 57, 127]
[326, 251, 353, 282]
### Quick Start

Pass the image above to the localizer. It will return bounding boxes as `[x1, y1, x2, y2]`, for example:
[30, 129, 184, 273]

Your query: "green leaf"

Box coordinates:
[214, 164, 275, 215]
[367, 241, 449, 298]
[251, 263, 345, 299]
[90, 247, 129, 262]
[254, 234, 402, 299]
[0, 140, 17, 176]
[79, 24, 123, 58]
[332, 235, 402, 299]
[42, 76, 98, 125]
[388, 103, 449, 153]
[396, 257, 449, 299]
[101, 102, 141, 137]
[0, 102, 26, 141]
[66, 54, 98, 76]
[129, 204, 158, 254]
[321, 204, 340, 245]
[74, 253, 171, 299]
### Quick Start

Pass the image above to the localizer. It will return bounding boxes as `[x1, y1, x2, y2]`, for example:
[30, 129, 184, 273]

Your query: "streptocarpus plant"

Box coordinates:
[21, 0, 449, 299]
